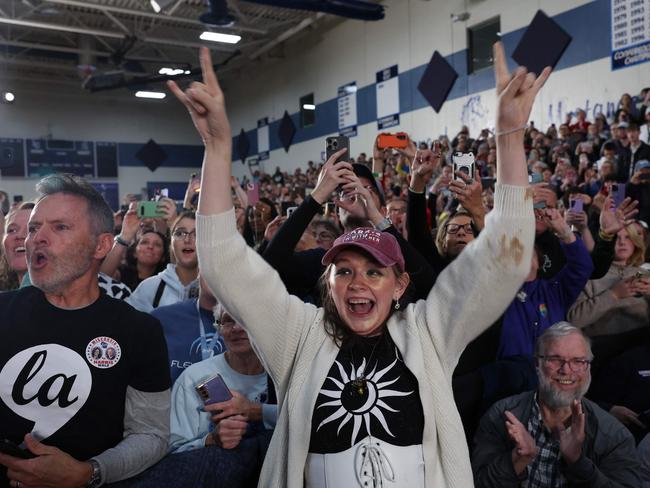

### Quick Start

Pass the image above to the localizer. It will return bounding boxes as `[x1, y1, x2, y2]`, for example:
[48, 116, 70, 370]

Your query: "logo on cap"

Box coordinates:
[344, 228, 382, 243]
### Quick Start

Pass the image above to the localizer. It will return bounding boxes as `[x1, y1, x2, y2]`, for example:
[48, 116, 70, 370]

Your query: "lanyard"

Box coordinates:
[197, 299, 218, 361]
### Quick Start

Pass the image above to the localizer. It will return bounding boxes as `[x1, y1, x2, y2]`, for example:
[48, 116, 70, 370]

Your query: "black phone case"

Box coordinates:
[0, 439, 35, 459]
[326, 136, 350, 164]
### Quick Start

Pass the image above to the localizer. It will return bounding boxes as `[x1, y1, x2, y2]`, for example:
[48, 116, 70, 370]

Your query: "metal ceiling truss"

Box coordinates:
[0, 0, 381, 93]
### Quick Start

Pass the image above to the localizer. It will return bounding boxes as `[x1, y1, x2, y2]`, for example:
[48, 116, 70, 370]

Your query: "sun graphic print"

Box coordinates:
[315, 354, 414, 447]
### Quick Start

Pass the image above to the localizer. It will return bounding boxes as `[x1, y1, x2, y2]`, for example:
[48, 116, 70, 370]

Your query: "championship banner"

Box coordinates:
[338, 82, 358, 137]
[611, 0, 650, 70]
[376, 65, 400, 130]
[257, 117, 269, 160]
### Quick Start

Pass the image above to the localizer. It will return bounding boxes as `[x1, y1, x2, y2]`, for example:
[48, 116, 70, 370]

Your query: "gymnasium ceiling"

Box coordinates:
[0, 0, 384, 93]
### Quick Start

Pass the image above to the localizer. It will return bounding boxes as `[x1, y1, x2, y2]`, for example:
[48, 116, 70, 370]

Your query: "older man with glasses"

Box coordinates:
[472, 322, 641, 488]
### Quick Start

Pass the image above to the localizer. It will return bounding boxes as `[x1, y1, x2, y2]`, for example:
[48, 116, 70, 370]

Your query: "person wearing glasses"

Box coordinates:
[127, 211, 199, 313]
[311, 219, 341, 251]
[169, 43, 541, 488]
[434, 210, 478, 262]
[472, 322, 640, 487]
[157, 308, 275, 486]
[168, 307, 276, 452]
[261, 155, 436, 304]
[386, 198, 408, 237]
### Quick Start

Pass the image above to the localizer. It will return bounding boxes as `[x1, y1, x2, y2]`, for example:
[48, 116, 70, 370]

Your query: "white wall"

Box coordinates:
[2, 0, 649, 201]
[224, 0, 649, 171]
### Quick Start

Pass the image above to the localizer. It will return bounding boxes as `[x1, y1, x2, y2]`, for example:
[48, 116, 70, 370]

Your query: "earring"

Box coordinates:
[394, 300, 400, 310]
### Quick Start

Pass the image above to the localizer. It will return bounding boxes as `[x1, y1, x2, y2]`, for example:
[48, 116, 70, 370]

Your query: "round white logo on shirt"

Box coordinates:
[0, 344, 92, 440]
[85, 337, 121, 369]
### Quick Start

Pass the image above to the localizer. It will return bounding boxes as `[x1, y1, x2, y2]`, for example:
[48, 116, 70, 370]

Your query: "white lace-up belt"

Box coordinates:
[305, 438, 425, 488]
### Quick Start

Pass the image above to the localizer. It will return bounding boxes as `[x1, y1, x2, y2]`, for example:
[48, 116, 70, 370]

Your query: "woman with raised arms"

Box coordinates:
[168, 42, 549, 488]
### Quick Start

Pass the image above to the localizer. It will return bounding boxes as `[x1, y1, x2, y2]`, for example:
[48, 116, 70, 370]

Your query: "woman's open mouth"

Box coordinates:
[12, 246, 26, 257]
[347, 298, 375, 315]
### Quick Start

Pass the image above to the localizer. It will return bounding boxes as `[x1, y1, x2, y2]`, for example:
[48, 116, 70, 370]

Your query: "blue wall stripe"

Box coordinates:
[233, 0, 614, 161]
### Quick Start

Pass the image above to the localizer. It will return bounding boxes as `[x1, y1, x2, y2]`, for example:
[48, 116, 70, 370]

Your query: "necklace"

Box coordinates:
[349, 333, 384, 396]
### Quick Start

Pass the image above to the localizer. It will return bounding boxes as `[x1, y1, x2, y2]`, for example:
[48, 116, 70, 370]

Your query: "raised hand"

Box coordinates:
[450, 169, 484, 218]
[493, 41, 551, 134]
[336, 175, 384, 225]
[505, 410, 539, 475]
[410, 142, 442, 193]
[600, 196, 638, 236]
[264, 215, 287, 242]
[311, 148, 355, 204]
[565, 208, 588, 231]
[543, 207, 575, 243]
[556, 400, 586, 464]
[167, 47, 231, 152]
[156, 197, 178, 223]
[120, 202, 140, 243]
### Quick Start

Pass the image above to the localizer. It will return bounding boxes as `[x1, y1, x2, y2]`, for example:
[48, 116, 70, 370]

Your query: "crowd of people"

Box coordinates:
[0, 42, 649, 487]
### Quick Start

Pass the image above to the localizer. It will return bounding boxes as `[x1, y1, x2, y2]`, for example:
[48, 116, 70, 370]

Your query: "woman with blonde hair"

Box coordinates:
[568, 221, 649, 338]
[0, 201, 35, 290]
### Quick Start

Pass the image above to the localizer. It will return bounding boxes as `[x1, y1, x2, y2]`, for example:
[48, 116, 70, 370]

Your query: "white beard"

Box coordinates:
[537, 369, 590, 410]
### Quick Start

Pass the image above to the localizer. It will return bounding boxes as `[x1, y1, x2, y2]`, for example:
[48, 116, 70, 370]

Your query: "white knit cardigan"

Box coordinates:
[197, 184, 534, 488]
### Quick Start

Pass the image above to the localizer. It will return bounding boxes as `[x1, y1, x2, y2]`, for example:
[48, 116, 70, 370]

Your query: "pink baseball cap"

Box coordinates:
[321, 227, 405, 270]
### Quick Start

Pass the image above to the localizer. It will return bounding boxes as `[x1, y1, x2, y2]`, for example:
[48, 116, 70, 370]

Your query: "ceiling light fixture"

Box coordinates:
[302, 104, 316, 110]
[200, 31, 241, 44]
[150, 0, 175, 13]
[3, 92, 15, 103]
[158, 67, 185, 76]
[135, 91, 166, 99]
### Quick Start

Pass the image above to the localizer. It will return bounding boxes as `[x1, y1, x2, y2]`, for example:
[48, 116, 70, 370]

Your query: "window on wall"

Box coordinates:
[467, 17, 501, 74]
[300, 93, 315, 128]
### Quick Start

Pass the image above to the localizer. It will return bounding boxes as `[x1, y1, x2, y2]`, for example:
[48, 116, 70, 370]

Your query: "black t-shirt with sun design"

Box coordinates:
[309, 332, 424, 454]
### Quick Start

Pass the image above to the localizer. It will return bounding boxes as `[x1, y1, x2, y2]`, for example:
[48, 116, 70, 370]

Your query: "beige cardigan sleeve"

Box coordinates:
[196, 209, 320, 392]
[421, 183, 535, 371]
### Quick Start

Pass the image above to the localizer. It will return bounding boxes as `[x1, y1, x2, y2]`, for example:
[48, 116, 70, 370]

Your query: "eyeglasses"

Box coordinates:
[313, 231, 335, 241]
[445, 223, 473, 235]
[215, 318, 242, 333]
[537, 355, 592, 372]
[172, 229, 196, 240]
[388, 207, 406, 214]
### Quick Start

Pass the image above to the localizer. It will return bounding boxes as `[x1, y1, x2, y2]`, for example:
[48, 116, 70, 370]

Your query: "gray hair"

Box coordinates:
[534, 321, 593, 360]
[35, 174, 113, 237]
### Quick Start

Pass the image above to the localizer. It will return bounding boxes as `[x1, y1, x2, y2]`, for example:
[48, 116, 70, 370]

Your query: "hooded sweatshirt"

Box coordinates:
[127, 263, 198, 314]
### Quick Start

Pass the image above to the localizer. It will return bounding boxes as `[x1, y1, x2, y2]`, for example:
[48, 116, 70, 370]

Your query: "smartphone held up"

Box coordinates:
[325, 136, 350, 164]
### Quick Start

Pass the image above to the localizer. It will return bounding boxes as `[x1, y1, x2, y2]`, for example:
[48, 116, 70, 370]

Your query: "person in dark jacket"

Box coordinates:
[262, 153, 435, 304]
[472, 322, 641, 488]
